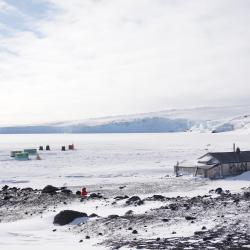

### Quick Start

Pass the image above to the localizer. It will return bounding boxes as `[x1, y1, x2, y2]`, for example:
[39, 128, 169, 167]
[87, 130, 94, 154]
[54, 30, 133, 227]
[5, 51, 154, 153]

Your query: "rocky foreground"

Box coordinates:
[0, 184, 250, 249]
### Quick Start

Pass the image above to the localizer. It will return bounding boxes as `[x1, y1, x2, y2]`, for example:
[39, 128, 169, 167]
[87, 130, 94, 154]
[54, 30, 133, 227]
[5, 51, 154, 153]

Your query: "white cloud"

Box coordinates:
[0, 0, 250, 125]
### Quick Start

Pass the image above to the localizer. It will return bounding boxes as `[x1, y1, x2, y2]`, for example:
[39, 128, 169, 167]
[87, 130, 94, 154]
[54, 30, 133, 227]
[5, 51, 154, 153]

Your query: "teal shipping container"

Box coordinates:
[15, 152, 29, 161]
[11, 151, 22, 157]
[24, 149, 37, 155]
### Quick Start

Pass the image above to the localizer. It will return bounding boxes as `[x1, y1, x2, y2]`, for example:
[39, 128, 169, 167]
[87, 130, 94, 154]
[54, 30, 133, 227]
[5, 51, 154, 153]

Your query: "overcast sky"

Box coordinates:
[0, 0, 250, 125]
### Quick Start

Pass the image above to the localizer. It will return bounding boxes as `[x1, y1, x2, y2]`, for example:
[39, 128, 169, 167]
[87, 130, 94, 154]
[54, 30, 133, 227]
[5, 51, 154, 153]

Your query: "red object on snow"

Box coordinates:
[81, 188, 88, 197]
[68, 144, 75, 150]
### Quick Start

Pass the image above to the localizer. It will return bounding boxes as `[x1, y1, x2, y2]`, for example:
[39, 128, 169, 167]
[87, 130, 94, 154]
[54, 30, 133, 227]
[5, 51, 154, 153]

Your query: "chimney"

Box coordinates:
[236, 147, 241, 154]
[233, 143, 236, 152]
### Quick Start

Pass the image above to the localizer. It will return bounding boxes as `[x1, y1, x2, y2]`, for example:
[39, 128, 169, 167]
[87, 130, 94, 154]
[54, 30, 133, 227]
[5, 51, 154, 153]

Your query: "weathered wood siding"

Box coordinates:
[207, 166, 220, 179]
[221, 162, 250, 177]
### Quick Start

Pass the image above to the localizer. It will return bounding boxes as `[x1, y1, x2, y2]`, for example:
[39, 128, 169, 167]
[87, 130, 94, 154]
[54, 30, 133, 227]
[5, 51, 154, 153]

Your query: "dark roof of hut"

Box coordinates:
[206, 151, 250, 164]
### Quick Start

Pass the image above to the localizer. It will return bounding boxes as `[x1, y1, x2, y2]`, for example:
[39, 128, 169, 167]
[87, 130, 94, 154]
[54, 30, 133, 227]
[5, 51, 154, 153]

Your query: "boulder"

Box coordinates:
[146, 195, 166, 201]
[125, 210, 134, 216]
[114, 195, 129, 201]
[53, 210, 87, 226]
[108, 214, 119, 219]
[42, 185, 59, 194]
[194, 231, 206, 235]
[126, 196, 144, 206]
[88, 193, 103, 199]
[215, 187, 223, 194]
[3, 196, 12, 200]
[162, 218, 170, 222]
[185, 216, 196, 221]
[2, 185, 9, 191]
[89, 213, 98, 218]
[243, 192, 250, 199]
[169, 203, 178, 211]
[21, 187, 33, 192]
[61, 189, 72, 195]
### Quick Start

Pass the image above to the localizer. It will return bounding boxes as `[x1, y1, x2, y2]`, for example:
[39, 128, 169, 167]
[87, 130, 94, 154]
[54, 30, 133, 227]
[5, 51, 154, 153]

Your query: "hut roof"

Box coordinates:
[205, 151, 250, 164]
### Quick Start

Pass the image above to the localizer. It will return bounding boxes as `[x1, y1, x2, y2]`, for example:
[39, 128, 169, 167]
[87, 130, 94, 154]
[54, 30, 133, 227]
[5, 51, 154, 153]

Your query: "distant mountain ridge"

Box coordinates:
[1, 105, 250, 134]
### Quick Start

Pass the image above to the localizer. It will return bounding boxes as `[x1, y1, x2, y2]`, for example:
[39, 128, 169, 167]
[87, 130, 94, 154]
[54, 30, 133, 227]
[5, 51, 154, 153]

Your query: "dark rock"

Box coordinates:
[89, 213, 98, 218]
[9, 187, 18, 192]
[85, 236, 90, 239]
[203, 236, 213, 241]
[126, 196, 144, 206]
[42, 185, 59, 194]
[53, 210, 87, 226]
[128, 227, 133, 230]
[2, 185, 9, 191]
[61, 189, 72, 195]
[119, 186, 126, 190]
[125, 210, 134, 216]
[79, 240, 83, 243]
[151, 195, 166, 201]
[202, 226, 207, 230]
[215, 188, 223, 194]
[108, 214, 119, 219]
[21, 187, 33, 192]
[114, 195, 129, 201]
[132, 230, 138, 234]
[76, 191, 81, 195]
[169, 204, 178, 211]
[195, 231, 206, 235]
[88, 193, 103, 199]
[243, 192, 250, 199]
[52, 229, 57, 232]
[185, 216, 196, 221]
[3, 196, 12, 200]
[98, 233, 103, 236]
[234, 198, 240, 203]
[162, 218, 170, 222]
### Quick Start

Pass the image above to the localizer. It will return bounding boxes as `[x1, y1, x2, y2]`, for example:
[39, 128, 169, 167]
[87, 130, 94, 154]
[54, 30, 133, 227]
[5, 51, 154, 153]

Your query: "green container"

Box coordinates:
[24, 149, 37, 155]
[10, 151, 22, 157]
[15, 152, 29, 161]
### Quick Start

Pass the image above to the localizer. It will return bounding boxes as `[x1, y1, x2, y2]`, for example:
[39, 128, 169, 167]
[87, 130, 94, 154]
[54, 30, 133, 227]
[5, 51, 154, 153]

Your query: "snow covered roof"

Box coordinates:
[178, 159, 217, 170]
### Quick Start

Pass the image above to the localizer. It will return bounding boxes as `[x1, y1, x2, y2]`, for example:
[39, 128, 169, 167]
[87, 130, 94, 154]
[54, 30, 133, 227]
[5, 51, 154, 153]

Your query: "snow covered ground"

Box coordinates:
[0, 132, 250, 249]
[1, 132, 250, 188]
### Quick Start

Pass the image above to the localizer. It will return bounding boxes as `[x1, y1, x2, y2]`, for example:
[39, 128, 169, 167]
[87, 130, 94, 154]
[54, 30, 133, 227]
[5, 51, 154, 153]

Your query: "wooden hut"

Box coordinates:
[174, 149, 250, 179]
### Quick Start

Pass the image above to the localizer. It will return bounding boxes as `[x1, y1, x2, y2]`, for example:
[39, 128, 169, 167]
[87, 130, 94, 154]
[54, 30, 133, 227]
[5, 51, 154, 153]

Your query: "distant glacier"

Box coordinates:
[1, 105, 250, 134]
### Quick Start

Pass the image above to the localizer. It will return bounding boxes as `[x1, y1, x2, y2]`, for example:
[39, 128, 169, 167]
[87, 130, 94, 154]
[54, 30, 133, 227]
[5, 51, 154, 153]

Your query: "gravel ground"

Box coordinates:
[0, 182, 250, 249]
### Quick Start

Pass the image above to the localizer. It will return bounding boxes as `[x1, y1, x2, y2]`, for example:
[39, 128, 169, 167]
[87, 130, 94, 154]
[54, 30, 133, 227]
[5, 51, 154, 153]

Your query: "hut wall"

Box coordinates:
[196, 168, 206, 177]
[178, 167, 196, 175]
[207, 166, 220, 179]
[221, 162, 248, 177]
